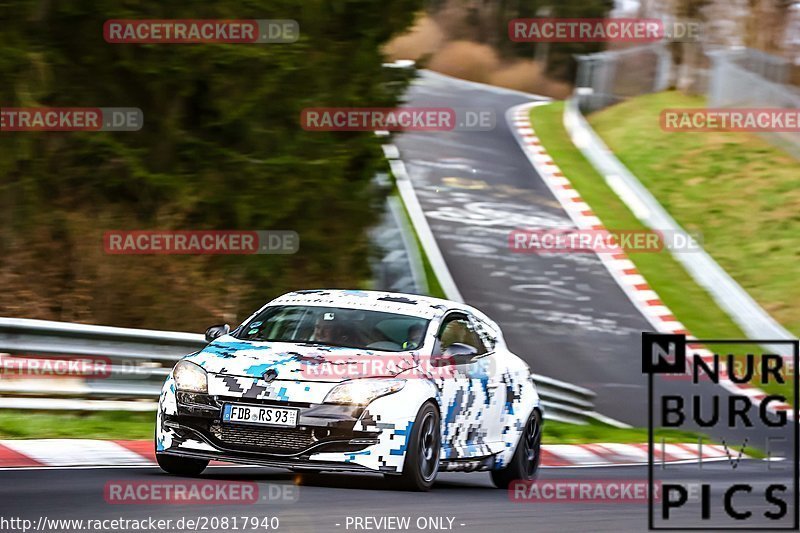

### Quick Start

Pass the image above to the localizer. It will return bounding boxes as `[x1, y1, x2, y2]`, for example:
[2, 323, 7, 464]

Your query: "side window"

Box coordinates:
[472, 317, 497, 352]
[437, 315, 487, 355]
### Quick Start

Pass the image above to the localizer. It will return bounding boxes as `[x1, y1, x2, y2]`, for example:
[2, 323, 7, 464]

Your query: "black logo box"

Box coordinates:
[643, 333, 799, 531]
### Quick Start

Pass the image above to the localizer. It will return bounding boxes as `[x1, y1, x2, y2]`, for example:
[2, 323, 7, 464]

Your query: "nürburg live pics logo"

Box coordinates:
[642, 332, 799, 530]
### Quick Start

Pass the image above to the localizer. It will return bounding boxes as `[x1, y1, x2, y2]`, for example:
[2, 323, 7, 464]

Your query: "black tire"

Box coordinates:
[389, 402, 441, 491]
[490, 409, 542, 489]
[156, 453, 209, 476]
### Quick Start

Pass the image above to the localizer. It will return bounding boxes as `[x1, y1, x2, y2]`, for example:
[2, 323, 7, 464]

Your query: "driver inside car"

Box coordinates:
[403, 323, 426, 350]
[312, 314, 360, 346]
[312, 316, 341, 344]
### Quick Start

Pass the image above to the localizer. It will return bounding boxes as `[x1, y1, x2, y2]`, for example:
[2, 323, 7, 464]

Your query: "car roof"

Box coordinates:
[266, 289, 489, 322]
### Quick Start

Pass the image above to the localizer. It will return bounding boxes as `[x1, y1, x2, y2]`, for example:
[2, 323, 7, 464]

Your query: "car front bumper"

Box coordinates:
[156, 377, 417, 474]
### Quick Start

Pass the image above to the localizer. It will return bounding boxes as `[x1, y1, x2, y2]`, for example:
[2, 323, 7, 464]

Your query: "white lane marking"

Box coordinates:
[584, 412, 633, 429]
[622, 274, 647, 286]
[609, 259, 636, 270]
[631, 290, 660, 302]
[642, 306, 673, 318]
[384, 147, 463, 302]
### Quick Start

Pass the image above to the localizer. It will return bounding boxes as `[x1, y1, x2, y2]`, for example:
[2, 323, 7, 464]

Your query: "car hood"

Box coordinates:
[183, 335, 419, 383]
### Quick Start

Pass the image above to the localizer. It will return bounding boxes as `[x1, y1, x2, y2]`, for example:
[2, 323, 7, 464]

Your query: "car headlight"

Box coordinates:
[173, 360, 208, 393]
[323, 379, 405, 405]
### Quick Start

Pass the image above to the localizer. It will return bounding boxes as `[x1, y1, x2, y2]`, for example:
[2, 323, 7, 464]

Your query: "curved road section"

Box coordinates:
[396, 71, 652, 424]
[397, 71, 796, 454]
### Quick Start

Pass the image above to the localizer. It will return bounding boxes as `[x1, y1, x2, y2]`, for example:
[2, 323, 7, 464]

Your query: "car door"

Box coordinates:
[433, 311, 504, 459]
[467, 314, 507, 452]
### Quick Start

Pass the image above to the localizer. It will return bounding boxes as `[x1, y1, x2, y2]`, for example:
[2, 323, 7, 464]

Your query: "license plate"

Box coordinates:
[222, 403, 299, 428]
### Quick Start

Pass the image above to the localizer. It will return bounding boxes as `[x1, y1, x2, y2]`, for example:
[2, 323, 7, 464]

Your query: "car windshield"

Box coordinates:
[235, 305, 430, 352]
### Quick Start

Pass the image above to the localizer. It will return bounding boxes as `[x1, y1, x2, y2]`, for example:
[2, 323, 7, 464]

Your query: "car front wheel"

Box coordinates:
[491, 409, 542, 489]
[156, 453, 209, 476]
[389, 402, 441, 491]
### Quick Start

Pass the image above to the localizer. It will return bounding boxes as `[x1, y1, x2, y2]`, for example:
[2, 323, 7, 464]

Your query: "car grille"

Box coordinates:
[210, 422, 315, 453]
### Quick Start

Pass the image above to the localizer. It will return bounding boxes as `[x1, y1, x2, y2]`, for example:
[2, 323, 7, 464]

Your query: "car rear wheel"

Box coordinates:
[389, 402, 441, 491]
[490, 409, 541, 489]
[156, 453, 209, 476]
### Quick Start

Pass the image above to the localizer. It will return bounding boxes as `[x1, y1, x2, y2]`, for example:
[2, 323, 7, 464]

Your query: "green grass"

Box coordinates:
[0, 410, 155, 440]
[530, 102, 792, 402]
[545, 421, 698, 444]
[588, 92, 800, 336]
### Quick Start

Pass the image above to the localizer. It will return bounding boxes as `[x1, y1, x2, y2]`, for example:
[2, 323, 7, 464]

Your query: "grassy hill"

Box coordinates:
[589, 92, 800, 335]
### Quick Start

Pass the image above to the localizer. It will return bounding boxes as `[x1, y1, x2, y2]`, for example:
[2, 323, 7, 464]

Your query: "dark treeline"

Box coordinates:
[0, 0, 421, 330]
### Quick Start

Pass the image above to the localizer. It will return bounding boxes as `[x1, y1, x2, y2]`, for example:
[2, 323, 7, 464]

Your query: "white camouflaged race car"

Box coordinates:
[156, 289, 542, 491]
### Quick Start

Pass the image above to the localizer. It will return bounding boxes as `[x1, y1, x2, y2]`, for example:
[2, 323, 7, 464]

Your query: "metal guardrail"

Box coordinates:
[563, 96, 797, 357]
[0, 317, 203, 411]
[531, 373, 597, 426]
[0, 317, 598, 424]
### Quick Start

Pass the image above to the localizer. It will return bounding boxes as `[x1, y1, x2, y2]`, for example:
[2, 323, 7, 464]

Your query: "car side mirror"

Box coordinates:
[433, 343, 478, 366]
[205, 324, 230, 343]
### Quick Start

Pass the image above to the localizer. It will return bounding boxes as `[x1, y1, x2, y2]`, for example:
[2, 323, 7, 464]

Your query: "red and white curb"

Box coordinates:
[506, 102, 793, 420]
[541, 442, 741, 467]
[0, 440, 740, 469]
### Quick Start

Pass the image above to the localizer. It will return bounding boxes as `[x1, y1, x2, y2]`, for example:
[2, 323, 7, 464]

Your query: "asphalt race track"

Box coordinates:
[0, 461, 794, 532]
[0, 73, 796, 533]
